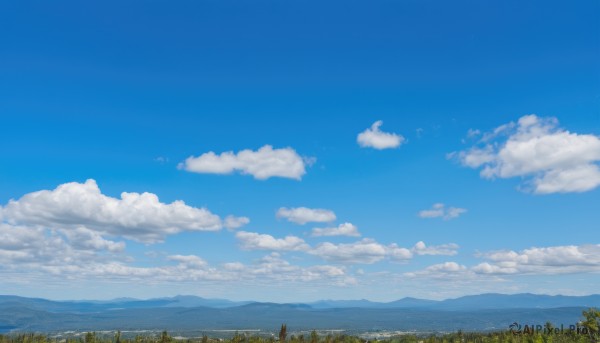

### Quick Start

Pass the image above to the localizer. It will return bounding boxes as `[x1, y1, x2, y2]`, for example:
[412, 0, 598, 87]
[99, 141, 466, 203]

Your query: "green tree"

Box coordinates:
[279, 325, 287, 342]
[159, 331, 171, 343]
[580, 307, 600, 339]
[85, 332, 96, 343]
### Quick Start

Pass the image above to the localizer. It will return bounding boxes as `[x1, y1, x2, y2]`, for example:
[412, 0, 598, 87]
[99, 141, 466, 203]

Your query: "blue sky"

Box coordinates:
[0, 0, 599, 302]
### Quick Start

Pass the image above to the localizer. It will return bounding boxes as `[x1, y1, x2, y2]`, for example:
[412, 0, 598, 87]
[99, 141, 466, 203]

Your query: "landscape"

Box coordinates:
[2, 294, 600, 335]
[1, 0, 599, 342]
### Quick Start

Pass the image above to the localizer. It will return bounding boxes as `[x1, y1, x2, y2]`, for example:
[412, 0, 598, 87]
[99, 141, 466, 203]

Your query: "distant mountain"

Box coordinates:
[0, 295, 250, 314]
[386, 297, 439, 308]
[435, 293, 600, 310]
[308, 299, 381, 309]
[307, 294, 600, 310]
[0, 295, 176, 313]
[157, 295, 252, 309]
[2, 293, 599, 312]
[1, 293, 599, 334]
[308, 297, 439, 309]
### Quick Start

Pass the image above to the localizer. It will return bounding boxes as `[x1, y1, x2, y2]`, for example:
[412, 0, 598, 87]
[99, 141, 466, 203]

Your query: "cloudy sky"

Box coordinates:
[1, 0, 599, 302]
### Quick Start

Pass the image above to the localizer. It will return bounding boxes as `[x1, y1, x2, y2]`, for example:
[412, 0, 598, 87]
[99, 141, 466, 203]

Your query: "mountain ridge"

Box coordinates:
[1, 293, 599, 334]
[2, 293, 600, 311]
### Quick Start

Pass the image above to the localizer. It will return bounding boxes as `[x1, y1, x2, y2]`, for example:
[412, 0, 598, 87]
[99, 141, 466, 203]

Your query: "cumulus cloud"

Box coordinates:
[309, 239, 388, 264]
[451, 114, 600, 193]
[235, 231, 310, 251]
[167, 255, 208, 269]
[473, 244, 600, 275]
[418, 203, 467, 220]
[307, 239, 459, 264]
[234, 233, 456, 265]
[178, 145, 310, 180]
[404, 262, 469, 279]
[0, 179, 264, 284]
[357, 121, 405, 150]
[0, 220, 351, 285]
[405, 244, 600, 280]
[1, 179, 225, 243]
[0, 221, 127, 278]
[224, 215, 250, 230]
[0, 179, 229, 243]
[276, 207, 336, 225]
[0, 223, 44, 252]
[246, 253, 352, 284]
[387, 244, 414, 262]
[311, 222, 360, 237]
[412, 241, 459, 256]
[62, 227, 126, 253]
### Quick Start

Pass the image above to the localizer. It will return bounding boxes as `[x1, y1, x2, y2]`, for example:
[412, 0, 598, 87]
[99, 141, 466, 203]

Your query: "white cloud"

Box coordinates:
[452, 114, 600, 193]
[0, 222, 126, 275]
[533, 164, 600, 194]
[0, 223, 44, 252]
[387, 244, 413, 261]
[404, 262, 469, 279]
[309, 239, 388, 264]
[0, 180, 269, 285]
[62, 227, 126, 253]
[15, 252, 349, 284]
[1, 179, 224, 243]
[276, 207, 336, 225]
[235, 231, 310, 251]
[0, 220, 351, 285]
[224, 215, 250, 230]
[473, 244, 600, 275]
[311, 222, 360, 237]
[227, 255, 351, 283]
[357, 120, 405, 150]
[178, 145, 310, 180]
[167, 255, 208, 269]
[307, 239, 458, 264]
[405, 244, 600, 280]
[418, 203, 467, 220]
[247, 253, 352, 284]
[412, 241, 459, 256]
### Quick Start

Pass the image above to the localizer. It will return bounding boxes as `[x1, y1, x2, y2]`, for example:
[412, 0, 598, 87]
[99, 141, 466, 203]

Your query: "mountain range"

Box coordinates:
[1, 293, 598, 334]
